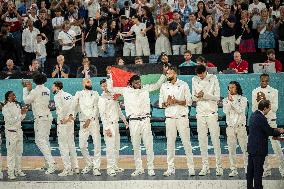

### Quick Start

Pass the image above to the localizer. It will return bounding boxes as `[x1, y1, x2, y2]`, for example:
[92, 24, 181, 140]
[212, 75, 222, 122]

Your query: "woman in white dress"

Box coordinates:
[155, 15, 172, 55]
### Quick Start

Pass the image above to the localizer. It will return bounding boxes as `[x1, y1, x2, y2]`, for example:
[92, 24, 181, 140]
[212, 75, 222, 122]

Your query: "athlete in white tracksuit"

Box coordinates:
[192, 65, 223, 176]
[73, 78, 101, 175]
[223, 81, 248, 177]
[23, 74, 56, 174]
[2, 91, 28, 179]
[52, 81, 79, 176]
[159, 66, 195, 176]
[252, 74, 284, 177]
[98, 79, 128, 176]
[107, 73, 167, 177]
[0, 134, 2, 179]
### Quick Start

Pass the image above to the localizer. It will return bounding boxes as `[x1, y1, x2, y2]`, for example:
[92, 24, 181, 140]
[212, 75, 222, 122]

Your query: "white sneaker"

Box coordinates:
[131, 169, 145, 177]
[229, 169, 238, 177]
[45, 165, 56, 174]
[262, 169, 272, 177]
[81, 164, 93, 174]
[15, 170, 26, 177]
[216, 167, 223, 176]
[279, 166, 284, 177]
[114, 167, 124, 173]
[58, 169, 73, 177]
[8, 173, 16, 180]
[163, 169, 175, 177]
[93, 168, 101, 176]
[188, 168, 195, 176]
[107, 169, 116, 176]
[148, 169, 155, 176]
[199, 166, 210, 176]
[74, 168, 80, 174]
[0, 172, 3, 179]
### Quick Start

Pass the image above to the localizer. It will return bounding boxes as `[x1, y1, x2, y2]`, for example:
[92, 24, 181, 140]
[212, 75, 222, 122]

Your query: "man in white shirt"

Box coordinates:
[73, 78, 101, 176]
[223, 81, 248, 177]
[52, 81, 79, 176]
[23, 73, 56, 174]
[159, 66, 195, 177]
[52, 9, 64, 51]
[252, 74, 284, 177]
[192, 64, 223, 176]
[107, 67, 167, 177]
[85, 0, 100, 19]
[127, 15, 150, 56]
[248, 0, 266, 30]
[2, 91, 28, 179]
[22, 18, 39, 69]
[98, 79, 128, 176]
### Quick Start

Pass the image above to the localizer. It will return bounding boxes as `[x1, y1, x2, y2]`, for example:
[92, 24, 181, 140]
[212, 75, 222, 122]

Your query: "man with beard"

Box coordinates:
[159, 66, 195, 177]
[73, 78, 101, 176]
[52, 81, 79, 176]
[98, 79, 128, 176]
[252, 74, 284, 177]
[107, 67, 167, 177]
[23, 73, 56, 174]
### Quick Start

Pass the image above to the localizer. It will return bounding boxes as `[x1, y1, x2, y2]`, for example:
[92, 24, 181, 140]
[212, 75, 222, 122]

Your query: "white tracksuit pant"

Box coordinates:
[123, 42, 136, 56]
[129, 118, 154, 170]
[34, 117, 55, 167]
[79, 119, 101, 169]
[57, 122, 78, 170]
[166, 117, 194, 170]
[263, 120, 284, 172]
[5, 129, 23, 173]
[135, 37, 150, 56]
[197, 114, 222, 167]
[226, 125, 248, 170]
[0, 135, 2, 173]
[104, 122, 120, 169]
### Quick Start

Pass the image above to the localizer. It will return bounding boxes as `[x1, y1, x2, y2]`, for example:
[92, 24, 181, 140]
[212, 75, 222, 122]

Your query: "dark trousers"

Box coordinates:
[24, 51, 36, 70]
[247, 154, 266, 189]
[61, 48, 76, 74]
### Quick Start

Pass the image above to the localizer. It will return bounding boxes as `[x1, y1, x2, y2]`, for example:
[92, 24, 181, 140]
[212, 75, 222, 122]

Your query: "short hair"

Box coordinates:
[195, 65, 206, 74]
[196, 56, 206, 63]
[168, 65, 178, 73]
[135, 56, 142, 61]
[39, 9, 47, 14]
[100, 79, 107, 85]
[266, 49, 275, 55]
[128, 75, 140, 85]
[184, 50, 192, 55]
[54, 8, 61, 12]
[189, 12, 196, 16]
[258, 100, 270, 111]
[53, 81, 63, 90]
[33, 73, 47, 85]
[173, 10, 180, 14]
[260, 73, 269, 79]
[228, 81, 243, 95]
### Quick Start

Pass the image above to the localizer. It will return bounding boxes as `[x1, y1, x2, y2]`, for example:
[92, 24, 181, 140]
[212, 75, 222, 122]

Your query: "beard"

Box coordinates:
[52, 90, 57, 94]
[85, 85, 93, 90]
[167, 77, 174, 81]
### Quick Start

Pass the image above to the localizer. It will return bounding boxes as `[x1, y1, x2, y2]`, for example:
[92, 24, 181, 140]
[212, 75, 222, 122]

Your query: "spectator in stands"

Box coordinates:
[2, 59, 21, 75]
[184, 12, 202, 54]
[35, 33, 48, 71]
[119, 1, 136, 18]
[218, 3, 236, 53]
[28, 7, 38, 23]
[140, 6, 155, 54]
[134, 56, 144, 65]
[22, 19, 39, 70]
[159, 52, 172, 65]
[257, 8, 275, 52]
[86, 0, 100, 20]
[76, 57, 97, 78]
[264, 49, 283, 73]
[270, 0, 281, 19]
[155, 15, 172, 55]
[179, 50, 196, 67]
[82, 17, 99, 58]
[51, 8, 64, 53]
[196, 1, 208, 26]
[196, 56, 216, 67]
[228, 51, 249, 74]
[275, 6, 284, 52]
[65, 1, 80, 23]
[51, 55, 70, 78]
[120, 15, 136, 56]
[237, 10, 256, 53]
[175, 0, 193, 23]
[169, 11, 186, 55]
[203, 15, 220, 54]
[116, 57, 125, 65]
[101, 20, 118, 57]
[28, 59, 43, 74]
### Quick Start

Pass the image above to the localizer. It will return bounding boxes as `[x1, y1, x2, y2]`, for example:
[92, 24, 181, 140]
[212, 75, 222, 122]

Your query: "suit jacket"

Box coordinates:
[248, 110, 281, 156]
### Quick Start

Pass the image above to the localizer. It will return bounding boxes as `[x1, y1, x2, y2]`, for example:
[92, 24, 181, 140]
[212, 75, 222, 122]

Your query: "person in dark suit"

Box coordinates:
[247, 99, 284, 189]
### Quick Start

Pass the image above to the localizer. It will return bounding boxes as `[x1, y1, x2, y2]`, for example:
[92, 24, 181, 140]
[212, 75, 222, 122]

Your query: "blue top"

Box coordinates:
[179, 60, 197, 67]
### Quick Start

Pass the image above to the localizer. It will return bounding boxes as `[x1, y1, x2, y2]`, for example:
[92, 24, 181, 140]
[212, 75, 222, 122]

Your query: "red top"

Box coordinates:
[228, 60, 249, 73]
[4, 13, 21, 32]
[207, 61, 216, 67]
[264, 59, 283, 72]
